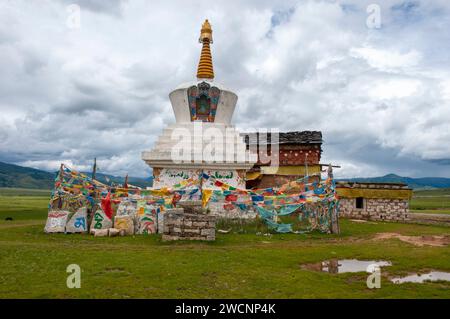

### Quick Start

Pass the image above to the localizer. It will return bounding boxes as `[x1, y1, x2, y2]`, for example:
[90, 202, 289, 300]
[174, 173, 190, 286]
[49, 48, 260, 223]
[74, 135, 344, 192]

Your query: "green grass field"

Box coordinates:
[410, 188, 450, 215]
[0, 187, 449, 298]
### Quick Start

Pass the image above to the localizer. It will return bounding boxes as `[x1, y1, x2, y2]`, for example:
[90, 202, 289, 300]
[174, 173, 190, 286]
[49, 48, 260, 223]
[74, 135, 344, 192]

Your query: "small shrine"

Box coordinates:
[43, 20, 341, 238]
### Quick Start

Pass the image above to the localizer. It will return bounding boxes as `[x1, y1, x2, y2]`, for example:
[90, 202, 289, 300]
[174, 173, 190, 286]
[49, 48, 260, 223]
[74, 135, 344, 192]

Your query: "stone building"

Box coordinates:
[242, 131, 323, 189]
[336, 181, 412, 222]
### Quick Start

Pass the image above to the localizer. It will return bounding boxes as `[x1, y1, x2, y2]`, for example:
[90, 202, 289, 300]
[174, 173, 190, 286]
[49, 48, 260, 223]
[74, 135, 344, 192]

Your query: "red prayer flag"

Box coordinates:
[101, 192, 113, 220]
[225, 194, 238, 202]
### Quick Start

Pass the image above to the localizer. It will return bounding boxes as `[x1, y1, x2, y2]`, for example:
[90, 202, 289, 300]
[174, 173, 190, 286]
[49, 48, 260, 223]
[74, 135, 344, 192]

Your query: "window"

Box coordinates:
[355, 197, 364, 209]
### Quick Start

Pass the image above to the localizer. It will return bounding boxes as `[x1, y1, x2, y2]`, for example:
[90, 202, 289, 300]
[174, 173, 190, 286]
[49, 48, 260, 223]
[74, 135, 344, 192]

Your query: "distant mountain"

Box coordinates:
[1, 161, 448, 190]
[339, 174, 450, 189]
[0, 161, 55, 189]
[0, 161, 153, 189]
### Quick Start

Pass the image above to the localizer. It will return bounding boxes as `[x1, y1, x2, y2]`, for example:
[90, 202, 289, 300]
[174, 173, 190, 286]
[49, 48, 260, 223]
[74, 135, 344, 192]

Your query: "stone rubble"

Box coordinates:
[162, 202, 216, 241]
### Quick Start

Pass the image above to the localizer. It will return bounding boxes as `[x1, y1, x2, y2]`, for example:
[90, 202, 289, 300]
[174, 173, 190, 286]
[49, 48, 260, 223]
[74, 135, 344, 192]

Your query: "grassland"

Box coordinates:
[0, 187, 449, 298]
[410, 188, 450, 215]
[0, 188, 50, 220]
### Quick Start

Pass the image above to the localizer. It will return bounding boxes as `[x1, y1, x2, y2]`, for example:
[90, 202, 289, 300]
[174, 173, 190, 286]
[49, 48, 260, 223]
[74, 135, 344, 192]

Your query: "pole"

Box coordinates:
[57, 164, 64, 209]
[92, 157, 97, 180]
[89, 158, 97, 228]
[327, 164, 340, 234]
[124, 174, 128, 188]
[304, 153, 309, 177]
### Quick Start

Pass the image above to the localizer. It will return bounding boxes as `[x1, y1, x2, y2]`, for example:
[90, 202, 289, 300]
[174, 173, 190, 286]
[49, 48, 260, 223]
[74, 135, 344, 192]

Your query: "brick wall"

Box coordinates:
[339, 198, 410, 222]
[257, 144, 321, 166]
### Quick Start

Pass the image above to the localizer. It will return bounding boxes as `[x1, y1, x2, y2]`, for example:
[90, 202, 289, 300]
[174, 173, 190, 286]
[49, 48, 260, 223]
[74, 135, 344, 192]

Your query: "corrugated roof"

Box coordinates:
[241, 131, 322, 145]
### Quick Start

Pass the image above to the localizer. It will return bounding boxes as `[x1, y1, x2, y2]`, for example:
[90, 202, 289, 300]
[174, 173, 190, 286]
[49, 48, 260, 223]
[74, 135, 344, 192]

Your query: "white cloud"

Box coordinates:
[368, 78, 422, 99]
[350, 46, 422, 72]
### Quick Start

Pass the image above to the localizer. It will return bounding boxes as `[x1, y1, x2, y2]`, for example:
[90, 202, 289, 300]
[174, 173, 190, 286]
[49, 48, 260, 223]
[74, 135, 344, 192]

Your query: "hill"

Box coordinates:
[1, 161, 448, 190]
[0, 161, 152, 189]
[339, 174, 450, 189]
[0, 161, 55, 189]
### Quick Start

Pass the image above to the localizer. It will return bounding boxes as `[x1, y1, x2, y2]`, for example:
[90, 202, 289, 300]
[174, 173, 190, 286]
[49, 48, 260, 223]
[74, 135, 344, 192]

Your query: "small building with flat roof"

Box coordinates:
[336, 181, 412, 222]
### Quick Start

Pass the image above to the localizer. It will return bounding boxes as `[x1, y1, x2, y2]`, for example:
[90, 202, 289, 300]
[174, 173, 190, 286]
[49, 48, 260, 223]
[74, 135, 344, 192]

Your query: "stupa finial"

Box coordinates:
[196, 19, 214, 79]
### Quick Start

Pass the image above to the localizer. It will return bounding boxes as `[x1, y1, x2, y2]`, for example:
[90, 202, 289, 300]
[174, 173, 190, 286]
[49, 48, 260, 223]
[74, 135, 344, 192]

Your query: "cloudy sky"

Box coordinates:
[1, 0, 449, 178]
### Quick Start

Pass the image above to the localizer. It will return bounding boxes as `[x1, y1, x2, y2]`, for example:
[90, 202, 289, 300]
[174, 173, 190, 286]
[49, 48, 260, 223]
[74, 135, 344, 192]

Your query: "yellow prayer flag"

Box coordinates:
[202, 189, 213, 208]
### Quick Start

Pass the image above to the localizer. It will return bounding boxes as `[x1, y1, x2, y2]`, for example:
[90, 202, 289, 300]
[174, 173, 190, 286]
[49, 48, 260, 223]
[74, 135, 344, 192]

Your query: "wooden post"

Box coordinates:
[57, 164, 64, 209]
[327, 164, 340, 234]
[92, 157, 97, 180]
[89, 158, 98, 227]
[304, 153, 309, 177]
[59, 163, 64, 183]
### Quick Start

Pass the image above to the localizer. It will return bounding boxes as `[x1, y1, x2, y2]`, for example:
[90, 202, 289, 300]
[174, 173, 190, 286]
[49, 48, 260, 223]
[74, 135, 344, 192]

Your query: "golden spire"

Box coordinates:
[196, 19, 214, 79]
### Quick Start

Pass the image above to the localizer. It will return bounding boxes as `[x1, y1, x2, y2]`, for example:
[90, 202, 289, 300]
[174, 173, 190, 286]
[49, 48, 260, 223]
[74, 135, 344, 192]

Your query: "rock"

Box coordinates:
[201, 228, 214, 236]
[90, 209, 112, 231]
[65, 207, 88, 233]
[116, 200, 137, 217]
[157, 211, 165, 234]
[108, 228, 120, 237]
[44, 210, 70, 233]
[93, 229, 109, 237]
[193, 222, 206, 227]
[114, 215, 134, 235]
[187, 228, 201, 234]
[136, 209, 158, 235]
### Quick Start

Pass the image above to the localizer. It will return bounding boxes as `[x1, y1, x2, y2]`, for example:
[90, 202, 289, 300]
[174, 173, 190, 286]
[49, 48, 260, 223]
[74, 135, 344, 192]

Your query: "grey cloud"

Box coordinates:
[59, 0, 127, 16]
[0, 0, 450, 178]
[428, 159, 450, 166]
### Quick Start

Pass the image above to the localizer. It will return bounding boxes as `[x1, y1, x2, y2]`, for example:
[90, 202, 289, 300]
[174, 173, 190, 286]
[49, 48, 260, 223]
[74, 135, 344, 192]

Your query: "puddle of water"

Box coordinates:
[303, 259, 392, 273]
[391, 272, 450, 284]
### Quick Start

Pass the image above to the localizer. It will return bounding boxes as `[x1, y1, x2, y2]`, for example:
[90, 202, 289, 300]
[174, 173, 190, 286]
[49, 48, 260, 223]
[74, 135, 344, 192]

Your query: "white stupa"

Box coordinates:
[142, 20, 256, 190]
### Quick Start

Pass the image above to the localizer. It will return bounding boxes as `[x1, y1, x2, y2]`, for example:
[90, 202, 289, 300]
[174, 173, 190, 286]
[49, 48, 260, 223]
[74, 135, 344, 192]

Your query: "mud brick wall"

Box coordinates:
[278, 145, 321, 165]
[256, 144, 321, 166]
[339, 198, 410, 222]
[162, 210, 216, 241]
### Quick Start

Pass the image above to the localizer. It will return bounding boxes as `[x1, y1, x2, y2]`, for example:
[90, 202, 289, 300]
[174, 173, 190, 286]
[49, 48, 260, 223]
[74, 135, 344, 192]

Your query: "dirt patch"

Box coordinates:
[104, 267, 126, 273]
[373, 232, 450, 247]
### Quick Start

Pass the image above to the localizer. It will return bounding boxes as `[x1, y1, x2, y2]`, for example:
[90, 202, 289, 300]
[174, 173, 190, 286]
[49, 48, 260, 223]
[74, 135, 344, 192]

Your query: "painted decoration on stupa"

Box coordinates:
[187, 81, 220, 122]
[202, 169, 245, 190]
[153, 168, 202, 189]
[153, 168, 244, 191]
